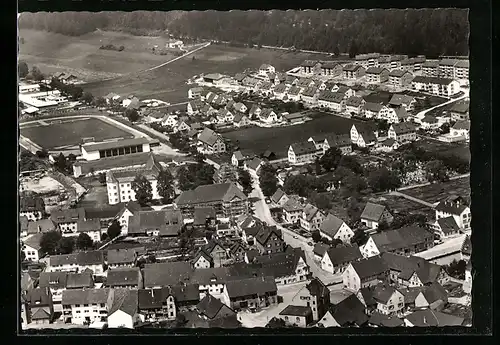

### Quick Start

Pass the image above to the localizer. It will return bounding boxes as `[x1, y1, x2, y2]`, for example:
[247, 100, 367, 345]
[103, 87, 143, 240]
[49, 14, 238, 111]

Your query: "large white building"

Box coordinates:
[411, 76, 460, 98]
[80, 137, 151, 161]
[105, 155, 163, 205]
[62, 288, 111, 325]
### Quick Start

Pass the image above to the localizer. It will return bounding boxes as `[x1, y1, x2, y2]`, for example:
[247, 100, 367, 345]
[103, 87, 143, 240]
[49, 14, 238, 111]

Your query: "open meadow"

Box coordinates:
[222, 114, 370, 159]
[82, 44, 337, 103]
[19, 29, 180, 82]
[414, 138, 471, 162]
[20, 117, 134, 149]
[400, 176, 470, 204]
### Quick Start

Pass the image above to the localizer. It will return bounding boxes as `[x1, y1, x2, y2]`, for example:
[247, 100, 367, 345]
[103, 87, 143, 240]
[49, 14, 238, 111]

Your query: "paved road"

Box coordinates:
[250, 176, 341, 285]
[388, 191, 436, 208]
[414, 234, 466, 261]
[415, 87, 469, 120]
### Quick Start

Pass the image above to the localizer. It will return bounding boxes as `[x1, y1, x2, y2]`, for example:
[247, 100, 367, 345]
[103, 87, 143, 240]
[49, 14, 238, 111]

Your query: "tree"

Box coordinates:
[98, 173, 107, 185]
[425, 160, 449, 182]
[445, 259, 467, 279]
[368, 167, 402, 192]
[124, 108, 139, 122]
[76, 233, 94, 250]
[107, 220, 122, 240]
[19, 61, 29, 78]
[57, 236, 75, 255]
[156, 169, 175, 203]
[54, 153, 68, 173]
[259, 163, 278, 197]
[346, 197, 363, 225]
[338, 155, 363, 175]
[132, 174, 153, 206]
[440, 122, 451, 134]
[283, 175, 311, 197]
[175, 314, 188, 327]
[334, 46, 340, 57]
[35, 149, 49, 158]
[311, 230, 322, 243]
[311, 193, 332, 211]
[93, 97, 106, 108]
[348, 40, 358, 58]
[80, 91, 94, 105]
[351, 229, 368, 247]
[40, 231, 62, 255]
[30, 66, 44, 81]
[238, 168, 253, 195]
[319, 147, 342, 171]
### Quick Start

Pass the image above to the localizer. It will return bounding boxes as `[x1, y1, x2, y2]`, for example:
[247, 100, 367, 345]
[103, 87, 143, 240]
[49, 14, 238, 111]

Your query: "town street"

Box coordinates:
[250, 176, 342, 285]
[415, 86, 469, 120]
[414, 233, 466, 261]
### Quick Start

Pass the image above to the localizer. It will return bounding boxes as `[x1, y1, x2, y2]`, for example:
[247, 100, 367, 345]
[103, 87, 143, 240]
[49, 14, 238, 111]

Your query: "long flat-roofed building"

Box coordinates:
[80, 137, 151, 161]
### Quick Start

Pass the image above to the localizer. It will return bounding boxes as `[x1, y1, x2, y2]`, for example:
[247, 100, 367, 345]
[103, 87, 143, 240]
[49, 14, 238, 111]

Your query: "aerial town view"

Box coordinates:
[18, 9, 472, 331]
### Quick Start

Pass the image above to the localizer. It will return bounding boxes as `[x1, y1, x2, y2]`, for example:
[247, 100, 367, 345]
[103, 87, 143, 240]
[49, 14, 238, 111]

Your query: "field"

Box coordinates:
[20, 117, 134, 149]
[374, 194, 435, 219]
[82, 43, 335, 103]
[19, 29, 179, 82]
[414, 138, 471, 162]
[400, 176, 470, 204]
[223, 114, 370, 159]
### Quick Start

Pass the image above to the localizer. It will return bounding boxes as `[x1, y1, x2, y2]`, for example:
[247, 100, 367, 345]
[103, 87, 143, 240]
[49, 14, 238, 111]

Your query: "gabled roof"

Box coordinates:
[450, 101, 469, 114]
[351, 256, 389, 280]
[437, 216, 460, 234]
[175, 183, 247, 206]
[282, 196, 304, 213]
[389, 69, 411, 77]
[270, 188, 286, 204]
[325, 245, 362, 267]
[320, 213, 348, 238]
[394, 108, 410, 119]
[108, 288, 138, 317]
[371, 284, 398, 304]
[412, 76, 455, 85]
[143, 262, 193, 288]
[66, 272, 94, 289]
[31, 308, 51, 320]
[360, 202, 388, 222]
[62, 288, 111, 305]
[193, 207, 216, 226]
[397, 286, 425, 304]
[420, 282, 448, 304]
[198, 127, 223, 146]
[405, 309, 464, 327]
[50, 208, 86, 224]
[303, 203, 321, 222]
[320, 61, 340, 69]
[313, 243, 330, 257]
[345, 96, 365, 107]
[279, 305, 312, 317]
[255, 225, 283, 246]
[39, 271, 68, 290]
[23, 232, 44, 250]
[366, 67, 388, 75]
[20, 196, 45, 212]
[435, 197, 468, 215]
[389, 94, 415, 106]
[127, 209, 183, 237]
[454, 60, 469, 68]
[306, 277, 330, 299]
[363, 102, 384, 112]
[421, 115, 439, 124]
[27, 219, 57, 235]
[225, 276, 277, 298]
[107, 267, 141, 287]
[452, 120, 470, 131]
[368, 312, 404, 327]
[318, 91, 344, 103]
[343, 64, 363, 72]
[287, 86, 301, 95]
[300, 60, 318, 67]
[49, 250, 104, 267]
[194, 249, 214, 265]
[107, 248, 138, 265]
[371, 227, 433, 253]
[391, 122, 417, 135]
[330, 294, 369, 326]
[301, 87, 318, 97]
[290, 141, 319, 155]
[196, 293, 231, 319]
[247, 157, 263, 171]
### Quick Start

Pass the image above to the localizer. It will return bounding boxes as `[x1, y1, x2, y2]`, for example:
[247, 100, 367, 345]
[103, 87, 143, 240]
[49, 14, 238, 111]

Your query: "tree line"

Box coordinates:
[18, 9, 469, 57]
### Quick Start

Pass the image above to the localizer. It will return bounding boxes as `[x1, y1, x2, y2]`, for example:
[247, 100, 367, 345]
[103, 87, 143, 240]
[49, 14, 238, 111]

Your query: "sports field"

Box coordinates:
[222, 114, 370, 159]
[19, 29, 179, 82]
[82, 43, 338, 103]
[20, 117, 134, 149]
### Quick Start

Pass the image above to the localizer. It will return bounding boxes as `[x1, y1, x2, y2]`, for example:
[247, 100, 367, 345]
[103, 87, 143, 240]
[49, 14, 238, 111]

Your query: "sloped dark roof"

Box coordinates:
[106, 267, 141, 287]
[176, 183, 247, 206]
[271, 188, 286, 204]
[225, 276, 277, 298]
[107, 248, 138, 265]
[360, 202, 387, 222]
[371, 284, 399, 304]
[352, 256, 389, 280]
[193, 207, 217, 226]
[371, 226, 433, 253]
[196, 293, 232, 320]
[405, 309, 464, 327]
[128, 209, 183, 237]
[49, 250, 104, 267]
[318, 91, 345, 103]
[306, 278, 330, 299]
[66, 272, 94, 289]
[368, 311, 404, 327]
[38, 271, 68, 290]
[27, 219, 57, 235]
[421, 282, 448, 304]
[366, 67, 388, 75]
[313, 243, 330, 257]
[279, 305, 312, 317]
[330, 294, 369, 326]
[437, 216, 460, 234]
[143, 262, 193, 288]
[319, 213, 348, 238]
[325, 245, 362, 267]
[397, 286, 425, 304]
[290, 141, 319, 155]
[461, 235, 472, 256]
[108, 288, 138, 317]
[255, 225, 283, 247]
[62, 288, 111, 305]
[170, 284, 200, 303]
[391, 122, 417, 135]
[412, 76, 454, 85]
[20, 196, 45, 213]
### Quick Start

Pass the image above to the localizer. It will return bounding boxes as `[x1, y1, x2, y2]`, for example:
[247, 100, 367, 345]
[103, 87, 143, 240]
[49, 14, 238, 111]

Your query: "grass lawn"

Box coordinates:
[20, 117, 134, 149]
[19, 29, 179, 82]
[375, 194, 435, 219]
[414, 138, 470, 162]
[82, 43, 335, 103]
[223, 114, 370, 159]
[400, 176, 470, 204]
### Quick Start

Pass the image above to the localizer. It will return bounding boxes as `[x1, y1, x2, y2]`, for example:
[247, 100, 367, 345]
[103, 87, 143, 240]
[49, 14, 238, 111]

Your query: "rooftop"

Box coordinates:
[82, 137, 150, 153]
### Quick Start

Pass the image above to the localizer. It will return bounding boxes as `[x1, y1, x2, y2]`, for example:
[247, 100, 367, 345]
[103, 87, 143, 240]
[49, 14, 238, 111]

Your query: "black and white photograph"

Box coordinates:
[18, 8, 477, 331]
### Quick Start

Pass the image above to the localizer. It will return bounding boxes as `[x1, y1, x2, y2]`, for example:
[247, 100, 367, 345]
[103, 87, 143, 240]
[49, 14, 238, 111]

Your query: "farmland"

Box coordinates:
[20, 117, 134, 150]
[19, 29, 180, 82]
[400, 176, 470, 204]
[82, 43, 338, 103]
[375, 194, 435, 219]
[413, 138, 471, 162]
[222, 114, 369, 159]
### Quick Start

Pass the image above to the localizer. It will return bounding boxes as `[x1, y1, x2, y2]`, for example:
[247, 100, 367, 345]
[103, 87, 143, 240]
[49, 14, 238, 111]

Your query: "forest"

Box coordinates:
[18, 9, 469, 57]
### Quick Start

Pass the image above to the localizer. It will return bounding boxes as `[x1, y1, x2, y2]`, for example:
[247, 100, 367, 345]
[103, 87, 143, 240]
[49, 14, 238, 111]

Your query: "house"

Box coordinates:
[142, 262, 193, 289]
[386, 108, 410, 123]
[414, 282, 448, 310]
[378, 138, 400, 152]
[237, 215, 263, 243]
[106, 267, 143, 289]
[343, 255, 390, 292]
[362, 102, 390, 120]
[317, 91, 346, 112]
[254, 225, 286, 255]
[299, 203, 325, 232]
[203, 73, 227, 85]
[197, 128, 226, 154]
[222, 276, 278, 311]
[463, 260, 472, 294]
[62, 288, 111, 325]
[270, 188, 289, 207]
[232, 102, 248, 114]
[20, 216, 29, 237]
[138, 287, 177, 322]
[229, 242, 246, 262]
[286, 86, 301, 102]
[288, 141, 322, 165]
[104, 92, 122, 104]
[313, 243, 330, 262]
[438, 59, 458, 78]
[20, 196, 45, 221]
[388, 94, 417, 112]
[115, 201, 143, 235]
[356, 286, 379, 315]
[300, 60, 320, 74]
[388, 123, 417, 143]
[343, 65, 366, 79]
[282, 197, 304, 224]
[317, 294, 369, 327]
[360, 202, 393, 229]
[355, 131, 377, 148]
[300, 87, 319, 106]
[285, 75, 299, 86]
[404, 309, 465, 327]
[259, 64, 276, 75]
[47, 251, 105, 274]
[107, 248, 140, 268]
[233, 113, 250, 127]
[213, 163, 238, 185]
[453, 60, 469, 80]
[215, 222, 238, 238]
[450, 120, 470, 141]
[201, 240, 230, 267]
[355, 53, 381, 68]
[370, 284, 405, 315]
[350, 124, 377, 146]
[38, 271, 69, 309]
[368, 312, 404, 327]
[258, 108, 279, 124]
[231, 149, 254, 167]
[411, 76, 460, 97]
[390, 55, 408, 69]
[217, 108, 234, 123]
[143, 110, 165, 124]
[389, 70, 414, 89]
[22, 233, 44, 262]
[192, 250, 215, 270]
[296, 78, 316, 90]
[278, 305, 313, 327]
[365, 67, 389, 84]
[196, 293, 236, 320]
[23, 287, 54, 325]
[431, 216, 461, 239]
[175, 121, 191, 133]
[175, 183, 248, 219]
[397, 286, 425, 310]
[319, 213, 354, 243]
[291, 278, 330, 321]
[461, 235, 471, 261]
[107, 289, 140, 329]
[435, 195, 471, 230]
[361, 226, 434, 258]
[188, 87, 203, 99]
[320, 61, 343, 76]
[419, 115, 440, 130]
[336, 85, 356, 98]
[248, 104, 262, 119]
[345, 96, 366, 116]
[127, 209, 183, 238]
[272, 83, 288, 100]
[322, 134, 353, 155]
[449, 100, 469, 121]
[321, 245, 363, 275]
[245, 157, 264, 175]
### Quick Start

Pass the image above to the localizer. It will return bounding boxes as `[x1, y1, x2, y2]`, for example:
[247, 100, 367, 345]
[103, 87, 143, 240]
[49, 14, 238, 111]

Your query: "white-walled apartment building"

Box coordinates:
[80, 138, 151, 161]
[20, 196, 45, 221]
[354, 53, 380, 69]
[434, 195, 471, 230]
[62, 288, 111, 325]
[288, 142, 322, 165]
[105, 156, 163, 205]
[317, 91, 345, 113]
[47, 251, 105, 275]
[411, 76, 460, 98]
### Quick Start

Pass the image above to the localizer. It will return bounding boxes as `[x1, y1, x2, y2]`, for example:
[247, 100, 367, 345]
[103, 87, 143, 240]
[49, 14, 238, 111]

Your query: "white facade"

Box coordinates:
[107, 178, 160, 205]
[20, 210, 43, 222]
[361, 237, 380, 258]
[435, 206, 471, 230]
[23, 244, 41, 262]
[81, 143, 151, 162]
[320, 222, 354, 243]
[108, 309, 139, 329]
[63, 301, 108, 325]
[194, 255, 212, 269]
[117, 208, 134, 235]
[376, 290, 404, 315]
[342, 263, 361, 292]
[411, 79, 460, 98]
[321, 252, 349, 275]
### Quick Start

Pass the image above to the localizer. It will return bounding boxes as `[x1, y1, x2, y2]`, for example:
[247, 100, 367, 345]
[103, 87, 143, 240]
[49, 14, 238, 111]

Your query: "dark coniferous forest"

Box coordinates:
[18, 9, 469, 57]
